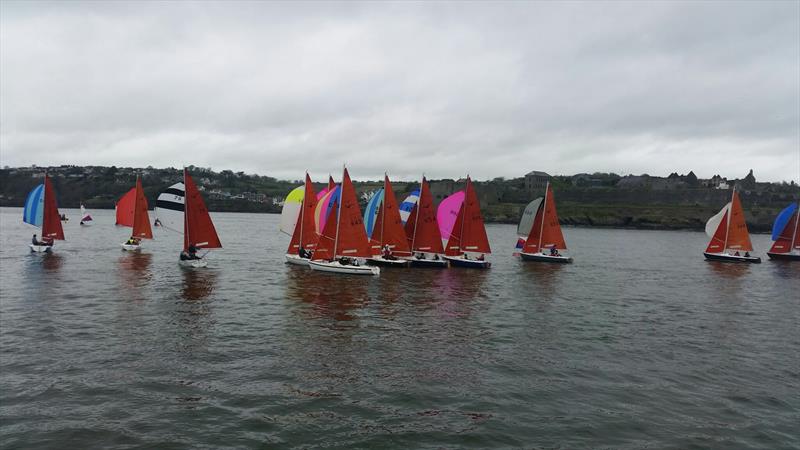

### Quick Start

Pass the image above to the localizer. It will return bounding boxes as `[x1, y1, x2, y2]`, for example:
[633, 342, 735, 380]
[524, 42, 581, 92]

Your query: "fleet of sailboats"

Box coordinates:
[17, 168, 797, 270]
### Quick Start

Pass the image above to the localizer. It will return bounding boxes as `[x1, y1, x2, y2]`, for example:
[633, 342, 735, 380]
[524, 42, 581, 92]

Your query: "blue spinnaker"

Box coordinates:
[363, 189, 384, 238]
[23, 184, 45, 227]
[771, 203, 798, 241]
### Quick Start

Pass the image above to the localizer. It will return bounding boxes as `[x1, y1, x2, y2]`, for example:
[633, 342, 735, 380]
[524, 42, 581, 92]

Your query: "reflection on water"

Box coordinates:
[519, 262, 564, 301]
[21, 254, 64, 302]
[768, 259, 800, 280]
[180, 268, 218, 302]
[116, 252, 152, 302]
[285, 266, 369, 322]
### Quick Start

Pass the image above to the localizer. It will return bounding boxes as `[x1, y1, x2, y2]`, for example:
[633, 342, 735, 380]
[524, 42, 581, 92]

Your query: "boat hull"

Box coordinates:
[766, 251, 800, 261]
[29, 244, 53, 253]
[285, 254, 311, 266]
[308, 260, 380, 276]
[703, 252, 761, 263]
[409, 257, 449, 268]
[366, 257, 410, 267]
[443, 255, 491, 269]
[120, 243, 141, 252]
[520, 252, 573, 263]
[179, 258, 208, 268]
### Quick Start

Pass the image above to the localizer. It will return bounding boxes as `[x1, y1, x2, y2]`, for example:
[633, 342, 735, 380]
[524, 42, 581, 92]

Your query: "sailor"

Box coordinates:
[382, 244, 395, 260]
[32, 234, 39, 245]
[154, 218, 162, 227]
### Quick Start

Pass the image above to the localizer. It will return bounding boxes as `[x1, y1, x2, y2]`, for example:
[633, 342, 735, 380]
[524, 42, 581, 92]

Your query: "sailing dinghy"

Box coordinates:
[308, 168, 380, 276]
[365, 174, 412, 267]
[767, 202, 799, 261]
[24, 174, 65, 252]
[79, 204, 93, 226]
[116, 176, 153, 251]
[518, 182, 572, 263]
[405, 177, 448, 267]
[703, 187, 760, 263]
[284, 173, 320, 266]
[442, 176, 491, 268]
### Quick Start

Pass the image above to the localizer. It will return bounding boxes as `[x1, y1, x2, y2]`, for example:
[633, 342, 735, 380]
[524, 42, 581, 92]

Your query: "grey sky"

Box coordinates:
[1, 1, 798, 182]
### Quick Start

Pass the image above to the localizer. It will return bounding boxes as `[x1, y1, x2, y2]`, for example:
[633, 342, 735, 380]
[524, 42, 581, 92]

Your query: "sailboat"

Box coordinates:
[157, 169, 222, 267]
[703, 187, 760, 263]
[518, 182, 572, 263]
[24, 173, 65, 252]
[365, 174, 412, 267]
[308, 168, 380, 276]
[284, 173, 320, 266]
[442, 176, 491, 268]
[405, 176, 448, 267]
[79, 204, 93, 226]
[767, 202, 799, 261]
[115, 176, 154, 251]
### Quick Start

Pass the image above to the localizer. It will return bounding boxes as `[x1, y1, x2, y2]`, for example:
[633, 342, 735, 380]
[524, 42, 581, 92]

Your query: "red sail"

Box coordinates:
[327, 176, 336, 191]
[705, 209, 729, 253]
[795, 211, 800, 251]
[42, 175, 65, 241]
[523, 184, 566, 253]
[183, 169, 222, 251]
[115, 188, 136, 226]
[769, 209, 798, 254]
[444, 177, 490, 256]
[132, 177, 153, 239]
[372, 175, 412, 257]
[405, 177, 445, 254]
[726, 190, 753, 251]
[312, 168, 372, 259]
[288, 173, 319, 253]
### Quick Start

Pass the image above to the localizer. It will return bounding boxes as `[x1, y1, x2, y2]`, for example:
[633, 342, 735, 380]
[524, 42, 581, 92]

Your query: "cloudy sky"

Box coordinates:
[1, 1, 798, 182]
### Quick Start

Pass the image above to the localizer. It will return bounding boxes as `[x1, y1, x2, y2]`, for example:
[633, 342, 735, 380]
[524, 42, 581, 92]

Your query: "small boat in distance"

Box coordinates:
[79, 204, 93, 226]
[175, 169, 222, 267]
[767, 202, 799, 261]
[284, 173, 319, 266]
[703, 187, 760, 263]
[405, 176, 448, 267]
[115, 176, 153, 251]
[308, 168, 380, 276]
[518, 182, 572, 263]
[24, 173, 65, 252]
[366, 174, 412, 267]
[443, 176, 491, 269]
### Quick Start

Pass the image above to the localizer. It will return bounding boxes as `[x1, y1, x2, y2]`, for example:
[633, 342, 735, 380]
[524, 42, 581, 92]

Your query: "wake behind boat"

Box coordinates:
[703, 187, 760, 263]
[516, 182, 573, 263]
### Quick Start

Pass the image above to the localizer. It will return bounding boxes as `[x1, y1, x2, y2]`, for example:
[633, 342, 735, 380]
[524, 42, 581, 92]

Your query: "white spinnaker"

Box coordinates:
[280, 186, 304, 236]
[517, 197, 543, 238]
[155, 182, 185, 233]
[705, 202, 730, 238]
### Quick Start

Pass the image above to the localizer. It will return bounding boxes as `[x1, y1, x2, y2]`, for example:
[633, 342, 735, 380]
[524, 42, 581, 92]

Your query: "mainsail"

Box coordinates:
[444, 177, 490, 256]
[312, 168, 372, 260]
[369, 175, 412, 257]
[405, 177, 445, 254]
[287, 173, 320, 253]
[183, 169, 222, 251]
[522, 183, 566, 254]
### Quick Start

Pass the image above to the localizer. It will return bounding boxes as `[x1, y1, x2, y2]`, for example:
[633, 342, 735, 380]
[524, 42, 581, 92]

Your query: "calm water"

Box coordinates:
[1, 207, 798, 449]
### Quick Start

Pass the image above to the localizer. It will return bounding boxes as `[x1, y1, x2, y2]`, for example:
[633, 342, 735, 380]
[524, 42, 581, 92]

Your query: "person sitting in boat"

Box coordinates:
[416, 252, 426, 260]
[744, 251, 750, 258]
[463, 253, 470, 260]
[60, 213, 67, 221]
[477, 254, 485, 261]
[154, 218, 162, 227]
[382, 244, 396, 260]
[125, 237, 140, 246]
[433, 254, 440, 260]
[180, 243, 201, 260]
[32, 234, 43, 246]
[734, 251, 740, 256]
[298, 245, 310, 259]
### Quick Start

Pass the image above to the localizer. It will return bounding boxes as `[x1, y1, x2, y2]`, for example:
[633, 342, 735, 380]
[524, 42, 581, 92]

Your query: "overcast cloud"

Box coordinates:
[1, 1, 798, 182]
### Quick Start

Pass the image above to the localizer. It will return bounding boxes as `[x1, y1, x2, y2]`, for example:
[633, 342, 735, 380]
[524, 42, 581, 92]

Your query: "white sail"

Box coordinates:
[80, 204, 92, 222]
[517, 197, 543, 238]
[705, 202, 730, 238]
[155, 182, 185, 233]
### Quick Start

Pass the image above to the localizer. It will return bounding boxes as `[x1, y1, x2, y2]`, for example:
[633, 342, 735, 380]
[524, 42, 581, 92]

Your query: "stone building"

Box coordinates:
[524, 171, 550, 191]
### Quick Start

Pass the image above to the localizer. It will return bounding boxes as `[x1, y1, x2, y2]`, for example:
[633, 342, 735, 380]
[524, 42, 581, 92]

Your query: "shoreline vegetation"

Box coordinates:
[2, 165, 797, 233]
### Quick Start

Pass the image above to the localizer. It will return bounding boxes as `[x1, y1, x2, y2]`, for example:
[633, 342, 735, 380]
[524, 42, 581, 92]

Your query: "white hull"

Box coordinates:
[285, 254, 311, 266]
[308, 260, 380, 276]
[179, 258, 208, 268]
[80, 222, 92, 226]
[29, 244, 53, 253]
[520, 252, 573, 263]
[366, 256, 410, 267]
[443, 255, 491, 269]
[120, 243, 141, 252]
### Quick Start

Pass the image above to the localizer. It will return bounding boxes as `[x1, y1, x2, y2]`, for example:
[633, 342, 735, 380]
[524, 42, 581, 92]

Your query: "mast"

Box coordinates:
[380, 173, 387, 245]
[458, 176, 468, 252]
[299, 172, 306, 248]
[538, 182, 549, 250]
[723, 186, 734, 252]
[411, 176, 423, 251]
[333, 168, 344, 257]
[183, 168, 189, 248]
[792, 201, 800, 251]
